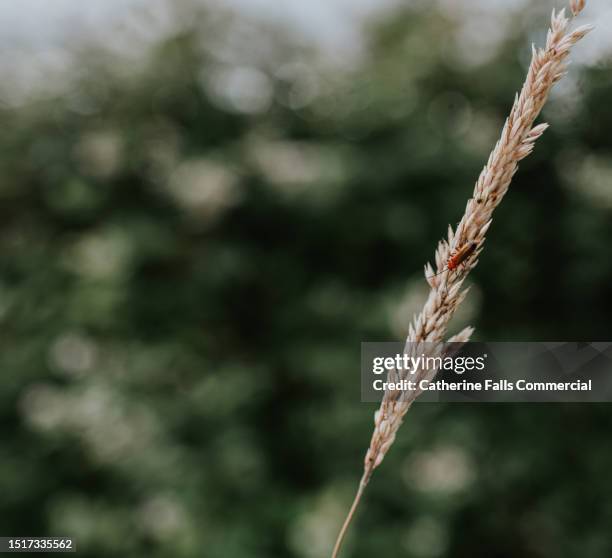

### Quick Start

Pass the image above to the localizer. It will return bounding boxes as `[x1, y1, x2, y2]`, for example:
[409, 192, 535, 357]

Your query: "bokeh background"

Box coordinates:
[1, 0, 612, 556]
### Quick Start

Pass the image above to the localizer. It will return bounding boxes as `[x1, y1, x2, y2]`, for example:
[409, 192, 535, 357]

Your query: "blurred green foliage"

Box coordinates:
[1, 3, 612, 558]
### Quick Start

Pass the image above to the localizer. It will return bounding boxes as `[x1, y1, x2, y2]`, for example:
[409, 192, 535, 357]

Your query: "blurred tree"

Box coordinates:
[0, 2, 611, 557]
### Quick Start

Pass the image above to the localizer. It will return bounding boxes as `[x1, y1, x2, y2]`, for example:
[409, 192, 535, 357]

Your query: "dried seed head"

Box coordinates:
[363, 0, 592, 487]
[333, 3, 593, 556]
[570, 0, 586, 17]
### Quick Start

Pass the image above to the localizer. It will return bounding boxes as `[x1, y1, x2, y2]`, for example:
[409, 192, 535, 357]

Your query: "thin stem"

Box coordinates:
[331, 471, 370, 558]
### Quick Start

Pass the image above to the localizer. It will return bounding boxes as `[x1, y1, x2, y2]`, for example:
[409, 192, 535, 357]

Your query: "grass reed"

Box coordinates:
[332, 2, 593, 556]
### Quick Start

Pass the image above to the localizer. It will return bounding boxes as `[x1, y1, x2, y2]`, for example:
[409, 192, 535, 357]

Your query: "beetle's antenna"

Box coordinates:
[425, 268, 448, 279]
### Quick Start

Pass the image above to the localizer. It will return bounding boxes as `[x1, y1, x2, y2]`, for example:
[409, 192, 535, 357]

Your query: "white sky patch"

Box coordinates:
[0, 0, 609, 97]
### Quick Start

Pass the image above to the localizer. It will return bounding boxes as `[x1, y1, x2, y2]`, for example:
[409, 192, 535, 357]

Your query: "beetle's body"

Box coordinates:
[427, 241, 478, 278]
[446, 241, 478, 271]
